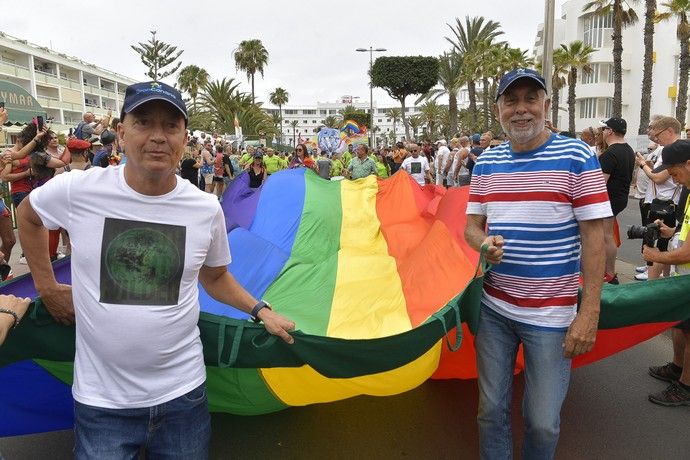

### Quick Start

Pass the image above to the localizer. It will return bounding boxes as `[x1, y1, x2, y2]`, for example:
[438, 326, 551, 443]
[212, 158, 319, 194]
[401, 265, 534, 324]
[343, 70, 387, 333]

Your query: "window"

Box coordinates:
[303, 109, 317, 115]
[378, 109, 387, 114]
[303, 120, 308, 124]
[603, 98, 613, 118]
[583, 13, 612, 49]
[329, 109, 337, 114]
[284, 120, 290, 124]
[606, 64, 614, 83]
[579, 98, 597, 118]
[378, 119, 382, 123]
[284, 109, 298, 115]
[312, 120, 317, 123]
[581, 63, 599, 84]
[387, 118, 391, 123]
[320, 109, 328, 115]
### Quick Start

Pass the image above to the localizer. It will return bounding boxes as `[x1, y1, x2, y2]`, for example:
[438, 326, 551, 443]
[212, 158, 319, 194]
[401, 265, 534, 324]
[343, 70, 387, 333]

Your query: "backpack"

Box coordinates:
[73, 121, 87, 140]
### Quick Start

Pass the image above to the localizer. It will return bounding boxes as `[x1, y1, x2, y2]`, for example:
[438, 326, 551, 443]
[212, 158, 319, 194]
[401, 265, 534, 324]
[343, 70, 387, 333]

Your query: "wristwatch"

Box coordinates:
[250, 300, 272, 323]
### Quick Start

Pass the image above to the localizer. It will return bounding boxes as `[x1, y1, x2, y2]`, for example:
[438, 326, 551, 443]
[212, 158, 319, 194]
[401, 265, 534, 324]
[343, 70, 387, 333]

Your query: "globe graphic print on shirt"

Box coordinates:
[100, 218, 186, 305]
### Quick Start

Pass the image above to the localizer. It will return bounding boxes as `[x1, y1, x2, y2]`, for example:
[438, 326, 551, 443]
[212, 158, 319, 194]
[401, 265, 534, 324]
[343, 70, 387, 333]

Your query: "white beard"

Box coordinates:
[501, 118, 544, 145]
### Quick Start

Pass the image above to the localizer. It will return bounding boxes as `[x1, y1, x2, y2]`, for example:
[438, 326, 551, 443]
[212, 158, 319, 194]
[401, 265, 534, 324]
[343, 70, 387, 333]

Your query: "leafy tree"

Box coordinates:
[446, 16, 504, 129]
[560, 41, 595, 133]
[583, 1, 638, 117]
[658, 0, 690, 126]
[269, 87, 289, 145]
[371, 56, 439, 140]
[177, 65, 209, 109]
[233, 39, 269, 104]
[131, 31, 183, 82]
[417, 52, 465, 137]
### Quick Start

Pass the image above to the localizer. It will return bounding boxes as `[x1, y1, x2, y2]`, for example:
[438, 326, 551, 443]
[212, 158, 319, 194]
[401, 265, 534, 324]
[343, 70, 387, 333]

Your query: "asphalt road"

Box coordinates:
[2, 199, 688, 459]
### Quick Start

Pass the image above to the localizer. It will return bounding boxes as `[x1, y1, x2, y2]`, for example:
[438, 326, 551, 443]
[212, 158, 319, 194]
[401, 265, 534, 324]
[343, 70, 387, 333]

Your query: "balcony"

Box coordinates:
[34, 69, 60, 86]
[35, 95, 83, 112]
[0, 60, 31, 79]
[59, 75, 82, 91]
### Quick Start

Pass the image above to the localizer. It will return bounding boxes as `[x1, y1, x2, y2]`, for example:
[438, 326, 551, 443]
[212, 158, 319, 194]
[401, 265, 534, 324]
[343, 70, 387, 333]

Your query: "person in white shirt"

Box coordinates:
[635, 116, 683, 280]
[434, 139, 450, 186]
[401, 143, 431, 186]
[17, 81, 295, 459]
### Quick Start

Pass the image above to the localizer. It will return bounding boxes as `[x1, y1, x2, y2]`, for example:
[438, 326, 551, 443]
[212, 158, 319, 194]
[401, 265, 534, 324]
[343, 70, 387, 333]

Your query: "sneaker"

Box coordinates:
[18, 256, 27, 265]
[635, 272, 648, 281]
[603, 273, 619, 285]
[649, 362, 682, 382]
[648, 381, 690, 407]
[635, 265, 648, 273]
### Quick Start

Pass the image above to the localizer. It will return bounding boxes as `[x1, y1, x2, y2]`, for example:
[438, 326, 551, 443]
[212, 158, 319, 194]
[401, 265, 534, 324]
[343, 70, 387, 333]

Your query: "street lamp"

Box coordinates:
[356, 46, 387, 147]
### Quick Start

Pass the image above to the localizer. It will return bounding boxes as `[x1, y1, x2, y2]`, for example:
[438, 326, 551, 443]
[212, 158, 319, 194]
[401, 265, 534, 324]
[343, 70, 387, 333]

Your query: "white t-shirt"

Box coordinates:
[644, 146, 680, 203]
[29, 165, 231, 409]
[401, 155, 430, 186]
[435, 146, 450, 176]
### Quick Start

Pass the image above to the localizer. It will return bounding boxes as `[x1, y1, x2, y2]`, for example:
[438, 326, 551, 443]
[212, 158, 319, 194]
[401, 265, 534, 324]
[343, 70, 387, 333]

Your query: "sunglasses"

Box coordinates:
[296, 149, 303, 152]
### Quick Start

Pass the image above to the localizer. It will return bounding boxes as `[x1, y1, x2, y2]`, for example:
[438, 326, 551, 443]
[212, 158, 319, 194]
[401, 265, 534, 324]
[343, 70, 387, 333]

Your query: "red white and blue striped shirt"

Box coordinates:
[466, 133, 612, 328]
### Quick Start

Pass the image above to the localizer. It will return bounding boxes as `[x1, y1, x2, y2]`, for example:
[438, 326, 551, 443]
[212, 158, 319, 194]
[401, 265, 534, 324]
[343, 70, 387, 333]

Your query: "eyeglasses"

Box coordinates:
[295, 148, 303, 152]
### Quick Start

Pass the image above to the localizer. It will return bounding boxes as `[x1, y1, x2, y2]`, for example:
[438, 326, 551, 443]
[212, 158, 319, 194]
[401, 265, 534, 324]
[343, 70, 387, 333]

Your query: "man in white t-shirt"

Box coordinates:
[635, 116, 682, 280]
[401, 143, 431, 186]
[17, 81, 295, 459]
[434, 139, 450, 186]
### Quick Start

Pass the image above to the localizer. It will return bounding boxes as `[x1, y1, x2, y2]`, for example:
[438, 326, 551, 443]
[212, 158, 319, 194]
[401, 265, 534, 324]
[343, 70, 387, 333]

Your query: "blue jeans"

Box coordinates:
[475, 306, 571, 460]
[74, 383, 211, 459]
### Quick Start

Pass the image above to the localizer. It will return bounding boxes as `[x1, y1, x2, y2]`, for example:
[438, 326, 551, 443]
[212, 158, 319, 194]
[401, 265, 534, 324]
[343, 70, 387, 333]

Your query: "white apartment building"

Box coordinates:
[265, 90, 470, 146]
[0, 30, 136, 136]
[533, 0, 681, 138]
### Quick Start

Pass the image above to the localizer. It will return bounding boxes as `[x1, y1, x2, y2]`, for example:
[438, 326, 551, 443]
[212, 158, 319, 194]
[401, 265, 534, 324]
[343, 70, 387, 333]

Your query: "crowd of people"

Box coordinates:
[0, 67, 688, 459]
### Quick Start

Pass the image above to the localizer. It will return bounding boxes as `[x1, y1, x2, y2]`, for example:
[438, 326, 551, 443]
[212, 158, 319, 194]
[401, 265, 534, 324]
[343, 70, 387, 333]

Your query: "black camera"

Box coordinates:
[627, 222, 661, 248]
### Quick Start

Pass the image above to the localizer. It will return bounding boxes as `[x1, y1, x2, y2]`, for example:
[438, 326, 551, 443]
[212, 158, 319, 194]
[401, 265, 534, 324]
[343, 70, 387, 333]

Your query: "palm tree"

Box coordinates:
[658, 1, 690, 126]
[583, 1, 638, 117]
[177, 65, 209, 109]
[386, 107, 401, 141]
[408, 114, 423, 139]
[639, 0, 657, 134]
[233, 39, 269, 104]
[560, 40, 595, 134]
[323, 115, 340, 128]
[446, 16, 504, 128]
[550, 48, 569, 128]
[290, 120, 299, 146]
[416, 52, 465, 136]
[419, 101, 443, 137]
[269, 87, 289, 145]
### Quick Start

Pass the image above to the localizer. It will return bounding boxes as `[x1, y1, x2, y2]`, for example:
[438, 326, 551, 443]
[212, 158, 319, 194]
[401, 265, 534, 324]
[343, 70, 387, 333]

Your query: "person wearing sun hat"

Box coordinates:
[17, 80, 296, 458]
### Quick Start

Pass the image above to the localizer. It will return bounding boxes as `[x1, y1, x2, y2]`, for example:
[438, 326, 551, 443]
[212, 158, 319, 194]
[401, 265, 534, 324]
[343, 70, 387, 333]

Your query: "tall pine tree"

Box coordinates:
[131, 31, 183, 82]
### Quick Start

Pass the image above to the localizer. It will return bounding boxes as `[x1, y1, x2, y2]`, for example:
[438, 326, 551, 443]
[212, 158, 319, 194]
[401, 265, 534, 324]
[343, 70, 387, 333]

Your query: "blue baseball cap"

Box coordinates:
[496, 68, 547, 101]
[121, 81, 188, 125]
[471, 134, 481, 144]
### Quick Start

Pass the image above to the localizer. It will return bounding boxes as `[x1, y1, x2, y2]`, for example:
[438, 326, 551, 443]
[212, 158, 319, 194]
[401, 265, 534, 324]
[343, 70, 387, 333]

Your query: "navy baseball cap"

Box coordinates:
[120, 81, 188, 125]
[652, 139, 690, 173]
[496, 68, 547, 101]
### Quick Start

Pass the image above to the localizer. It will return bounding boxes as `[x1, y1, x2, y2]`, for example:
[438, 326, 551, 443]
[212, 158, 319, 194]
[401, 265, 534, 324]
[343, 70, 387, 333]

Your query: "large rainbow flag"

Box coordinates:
[1, 169, 689, 437]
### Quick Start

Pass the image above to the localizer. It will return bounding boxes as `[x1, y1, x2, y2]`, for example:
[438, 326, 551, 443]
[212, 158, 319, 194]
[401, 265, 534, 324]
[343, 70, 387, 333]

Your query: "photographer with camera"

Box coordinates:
[640, 139, 690, 407]
[635, 116, 683, 281]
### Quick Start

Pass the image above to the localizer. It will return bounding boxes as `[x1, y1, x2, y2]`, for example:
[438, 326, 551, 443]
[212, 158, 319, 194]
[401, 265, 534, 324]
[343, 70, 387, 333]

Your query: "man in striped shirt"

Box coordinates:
[465, 68, 611, 459]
